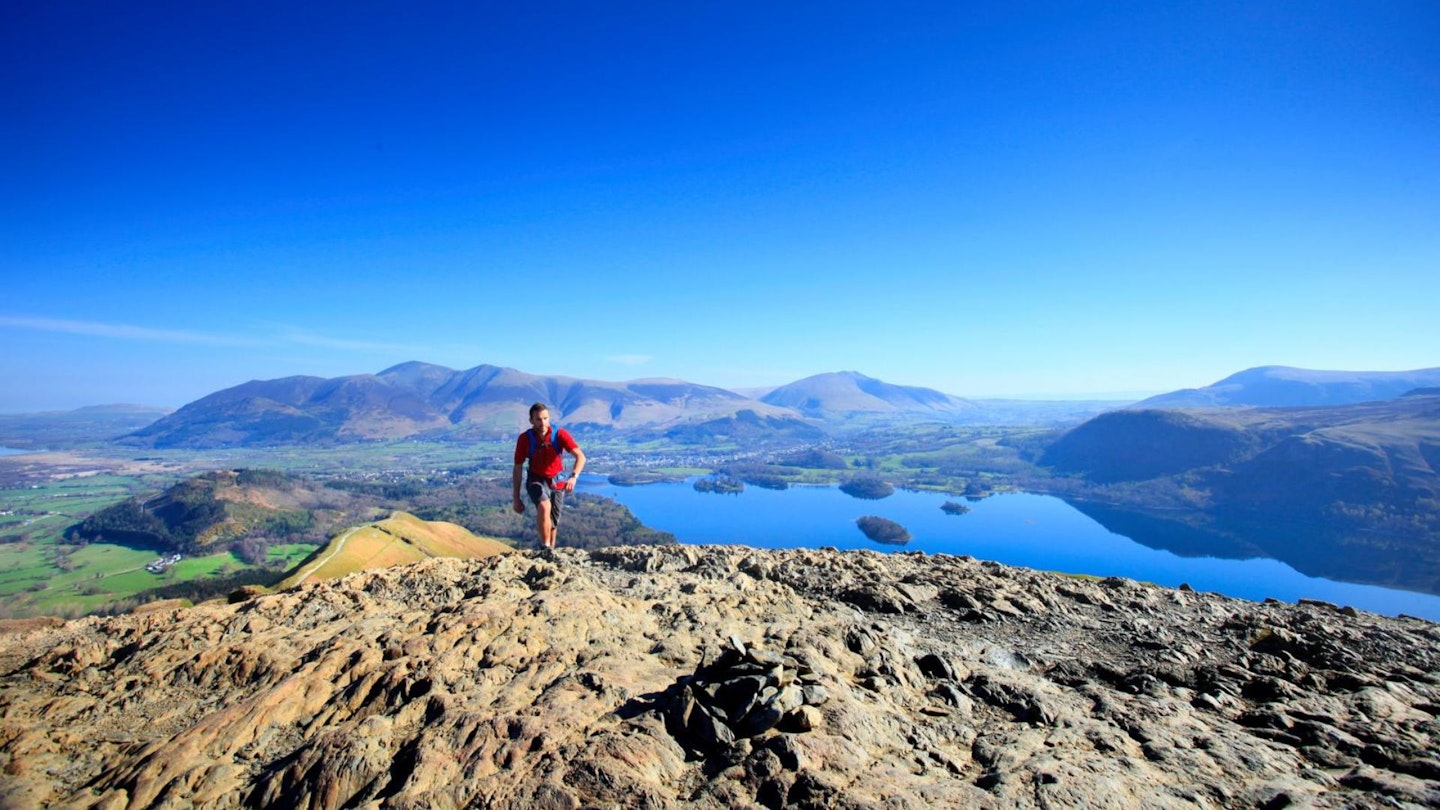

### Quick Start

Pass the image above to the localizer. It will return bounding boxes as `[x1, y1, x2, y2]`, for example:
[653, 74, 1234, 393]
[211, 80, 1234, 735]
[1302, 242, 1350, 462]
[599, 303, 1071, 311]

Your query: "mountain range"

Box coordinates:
[1134, 365, 1440, 409]
[122, 365, 1041, 448]
[126, 362, 797, 447]
[111, 362, 1440, 449]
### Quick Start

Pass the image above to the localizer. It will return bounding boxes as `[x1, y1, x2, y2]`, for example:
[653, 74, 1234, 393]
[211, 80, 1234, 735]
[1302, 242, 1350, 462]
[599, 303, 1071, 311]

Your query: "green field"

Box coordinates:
[0, 532, 316, 618]
[268, 543, 320, 568]
[0, 542, 53, 597]
[2, 479, 141, 538]
[0, 441, 526, 618]
[0, 541, 248, 617]
[0, 464, 313, 618]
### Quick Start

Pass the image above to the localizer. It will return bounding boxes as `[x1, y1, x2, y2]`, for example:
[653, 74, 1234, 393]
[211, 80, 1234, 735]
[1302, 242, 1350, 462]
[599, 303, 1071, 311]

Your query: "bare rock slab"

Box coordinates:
[1, 546, 1438, 808]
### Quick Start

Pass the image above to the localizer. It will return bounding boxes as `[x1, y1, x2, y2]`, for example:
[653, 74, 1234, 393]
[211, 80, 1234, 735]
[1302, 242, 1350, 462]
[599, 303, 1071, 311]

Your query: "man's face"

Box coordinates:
[529, 409, 550, 433]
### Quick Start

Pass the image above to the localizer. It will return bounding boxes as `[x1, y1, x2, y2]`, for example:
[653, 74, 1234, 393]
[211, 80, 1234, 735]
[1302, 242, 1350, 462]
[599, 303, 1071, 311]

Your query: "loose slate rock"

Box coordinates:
[667, 641, 829, 755]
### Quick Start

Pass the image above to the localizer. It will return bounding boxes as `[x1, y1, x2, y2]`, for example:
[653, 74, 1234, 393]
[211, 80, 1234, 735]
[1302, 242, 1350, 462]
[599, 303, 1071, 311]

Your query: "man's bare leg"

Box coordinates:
[536, 501, 554, 550]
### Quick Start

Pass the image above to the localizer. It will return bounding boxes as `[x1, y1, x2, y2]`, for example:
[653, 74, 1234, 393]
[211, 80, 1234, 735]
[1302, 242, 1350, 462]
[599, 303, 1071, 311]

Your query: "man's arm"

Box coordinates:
[512, 462, 526, 513]
[566, 445, 586, 490]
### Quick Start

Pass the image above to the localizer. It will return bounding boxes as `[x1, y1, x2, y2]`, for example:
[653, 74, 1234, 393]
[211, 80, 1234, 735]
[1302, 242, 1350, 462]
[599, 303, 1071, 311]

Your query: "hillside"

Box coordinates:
[761, 371, 979, 418]
[1042, 409, 1265, 483]
[1135, 365, 1440, 409]
[1045, 394, 1440, 493]
[276, 511, 511, 588]
[662, 409, 827, 446]
[0, 405, 171, 450]
[65, 469, 371, 554]
[1041, 394, 1440, 592]
[124, 362, 797, 447]
[1, 545, 1436, 808]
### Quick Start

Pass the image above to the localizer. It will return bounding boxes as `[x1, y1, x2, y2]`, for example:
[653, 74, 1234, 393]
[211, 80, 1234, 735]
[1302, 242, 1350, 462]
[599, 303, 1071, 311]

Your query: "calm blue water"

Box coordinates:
[583, 479, 1440, 622]
[0, 446, 35, 456]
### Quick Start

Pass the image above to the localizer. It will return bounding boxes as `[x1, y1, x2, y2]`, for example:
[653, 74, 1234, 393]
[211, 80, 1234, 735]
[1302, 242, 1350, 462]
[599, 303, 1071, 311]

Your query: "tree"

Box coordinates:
[855, 516, 910, 545]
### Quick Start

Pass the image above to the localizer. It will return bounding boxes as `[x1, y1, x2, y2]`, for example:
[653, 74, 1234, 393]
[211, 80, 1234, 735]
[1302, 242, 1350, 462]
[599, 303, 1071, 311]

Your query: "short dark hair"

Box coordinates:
[529, 402, 549, 418]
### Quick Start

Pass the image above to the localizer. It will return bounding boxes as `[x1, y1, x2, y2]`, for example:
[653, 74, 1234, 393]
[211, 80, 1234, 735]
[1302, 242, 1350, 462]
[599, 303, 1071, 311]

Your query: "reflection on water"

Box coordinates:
[1068, 501, 1440, 602]
[584, 479, 1440, 622]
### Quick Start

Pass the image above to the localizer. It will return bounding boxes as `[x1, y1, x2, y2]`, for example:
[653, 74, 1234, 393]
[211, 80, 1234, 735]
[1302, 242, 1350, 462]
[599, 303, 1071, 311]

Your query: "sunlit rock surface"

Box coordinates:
[1, 546, 1437, 808]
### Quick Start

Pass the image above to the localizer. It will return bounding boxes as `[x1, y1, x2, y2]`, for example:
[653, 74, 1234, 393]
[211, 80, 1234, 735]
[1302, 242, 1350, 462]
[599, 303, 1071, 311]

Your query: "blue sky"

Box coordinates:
[3, 1, 1437, 411]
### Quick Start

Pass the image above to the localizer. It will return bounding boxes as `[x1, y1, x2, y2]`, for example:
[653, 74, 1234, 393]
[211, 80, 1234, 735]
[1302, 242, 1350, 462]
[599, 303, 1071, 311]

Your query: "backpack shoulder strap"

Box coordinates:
[527, 426, 562, 460]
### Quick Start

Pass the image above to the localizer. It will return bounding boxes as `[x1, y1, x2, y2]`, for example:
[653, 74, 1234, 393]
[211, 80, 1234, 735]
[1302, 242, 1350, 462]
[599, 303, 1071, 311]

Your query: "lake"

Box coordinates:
[582, 479, 1440, 622]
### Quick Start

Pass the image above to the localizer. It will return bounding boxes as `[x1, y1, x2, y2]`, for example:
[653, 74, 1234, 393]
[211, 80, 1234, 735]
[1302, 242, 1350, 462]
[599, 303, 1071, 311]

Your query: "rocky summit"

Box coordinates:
[2, 546, 1439, 809]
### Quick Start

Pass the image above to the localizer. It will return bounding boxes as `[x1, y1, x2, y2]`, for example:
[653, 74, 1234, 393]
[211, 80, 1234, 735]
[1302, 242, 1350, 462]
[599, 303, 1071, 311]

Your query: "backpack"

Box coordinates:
[526, 426, 565, 462]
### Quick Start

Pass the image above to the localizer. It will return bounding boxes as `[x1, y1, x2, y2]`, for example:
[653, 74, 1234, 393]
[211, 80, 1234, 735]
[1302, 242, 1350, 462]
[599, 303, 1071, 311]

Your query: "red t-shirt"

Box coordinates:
[514, 427, 577, 479]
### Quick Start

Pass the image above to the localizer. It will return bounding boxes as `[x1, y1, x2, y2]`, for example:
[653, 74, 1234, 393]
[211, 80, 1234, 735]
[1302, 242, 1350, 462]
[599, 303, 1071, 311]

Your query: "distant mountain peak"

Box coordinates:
[1136, 365, 1440, 409]
[377, 360, 455, 375]
[761, 371, 974, 416]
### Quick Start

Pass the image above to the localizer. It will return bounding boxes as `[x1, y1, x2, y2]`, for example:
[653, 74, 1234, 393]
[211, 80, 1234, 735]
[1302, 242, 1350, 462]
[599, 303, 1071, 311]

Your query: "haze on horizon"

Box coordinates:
[3, 3, 1437, 413]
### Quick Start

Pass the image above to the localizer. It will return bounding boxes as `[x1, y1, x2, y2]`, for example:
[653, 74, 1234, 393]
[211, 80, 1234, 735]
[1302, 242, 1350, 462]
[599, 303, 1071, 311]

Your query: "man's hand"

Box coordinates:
[512, 496, 525, 514]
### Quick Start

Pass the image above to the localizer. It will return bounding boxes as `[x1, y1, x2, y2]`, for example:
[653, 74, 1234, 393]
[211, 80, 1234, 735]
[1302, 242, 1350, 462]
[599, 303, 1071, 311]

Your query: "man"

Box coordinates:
[512, 402, 585, 553]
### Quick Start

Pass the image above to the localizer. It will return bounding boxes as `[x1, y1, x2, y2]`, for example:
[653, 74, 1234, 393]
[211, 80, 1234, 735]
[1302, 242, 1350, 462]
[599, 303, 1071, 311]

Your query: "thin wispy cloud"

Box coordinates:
[0, 315, 261, 347]
[1, 314, 436, 358]
[605, 354, 654, 366]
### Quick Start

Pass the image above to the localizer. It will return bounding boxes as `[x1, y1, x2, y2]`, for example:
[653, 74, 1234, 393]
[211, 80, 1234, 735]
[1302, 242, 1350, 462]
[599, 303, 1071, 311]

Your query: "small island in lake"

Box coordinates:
[855, 515, 911, 545]
[839, 476, 894, 500]
[941, 501, 971, 515]
[693, 475, 744, 495]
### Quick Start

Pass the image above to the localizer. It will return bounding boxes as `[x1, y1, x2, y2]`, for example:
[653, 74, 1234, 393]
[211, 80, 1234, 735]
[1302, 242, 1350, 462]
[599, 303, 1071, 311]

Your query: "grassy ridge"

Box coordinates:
[277, 512, 512, 588]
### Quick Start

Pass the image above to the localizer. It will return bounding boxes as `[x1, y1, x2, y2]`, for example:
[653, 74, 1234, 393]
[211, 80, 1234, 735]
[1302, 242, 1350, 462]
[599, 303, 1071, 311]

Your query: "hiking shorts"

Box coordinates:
[526, 477, 565, 523]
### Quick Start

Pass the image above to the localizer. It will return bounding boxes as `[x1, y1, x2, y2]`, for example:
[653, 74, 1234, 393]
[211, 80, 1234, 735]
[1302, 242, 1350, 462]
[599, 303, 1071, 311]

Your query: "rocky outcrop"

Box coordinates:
[667, 636, 830, 756]
[1, 546, 1438, 808]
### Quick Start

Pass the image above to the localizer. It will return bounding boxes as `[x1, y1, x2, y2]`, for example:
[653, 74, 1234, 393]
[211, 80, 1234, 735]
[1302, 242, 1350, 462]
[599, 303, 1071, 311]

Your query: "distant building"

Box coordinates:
[145, 553, 183, 574]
